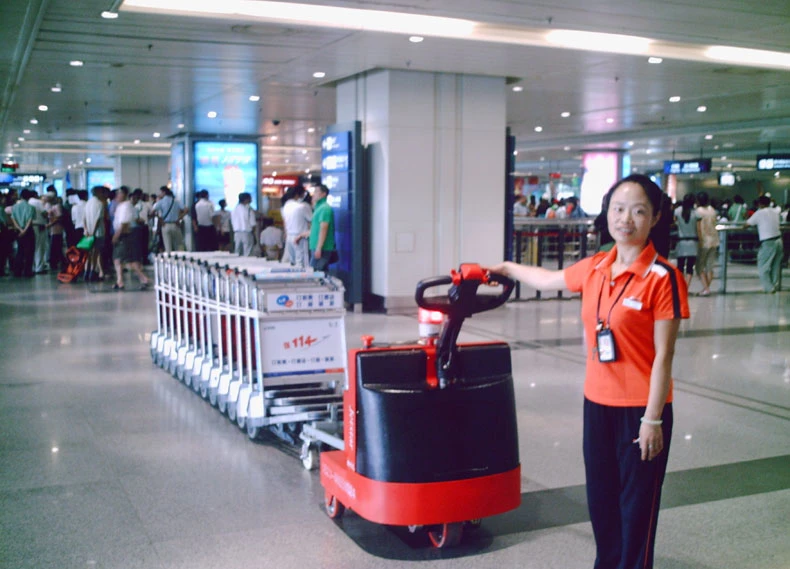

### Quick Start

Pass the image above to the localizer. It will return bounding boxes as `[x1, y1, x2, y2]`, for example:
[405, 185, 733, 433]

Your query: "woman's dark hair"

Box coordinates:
[599, 174, 672, 257]
[697, 191, 710, 207]
[733, 194, 744, 205]
[681, 193, 695, 223]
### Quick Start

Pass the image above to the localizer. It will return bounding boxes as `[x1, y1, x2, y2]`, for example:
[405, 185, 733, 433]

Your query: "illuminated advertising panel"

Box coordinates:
[87, 169, 115, 189]
[170, 142, 185, 205]
[193, 141, 258, 209]
[580, 152, 619, 215]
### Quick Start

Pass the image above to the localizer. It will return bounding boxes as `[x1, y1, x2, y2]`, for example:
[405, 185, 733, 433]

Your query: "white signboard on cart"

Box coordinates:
[260, 318, 345, 378]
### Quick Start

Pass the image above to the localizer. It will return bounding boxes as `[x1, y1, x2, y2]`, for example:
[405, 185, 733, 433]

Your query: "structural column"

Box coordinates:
[336, 69, 506, 310]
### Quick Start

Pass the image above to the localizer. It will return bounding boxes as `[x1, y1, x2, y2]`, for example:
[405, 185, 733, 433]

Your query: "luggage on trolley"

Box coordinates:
[317, 263, 520, 548]
[149, 252, 347, 444]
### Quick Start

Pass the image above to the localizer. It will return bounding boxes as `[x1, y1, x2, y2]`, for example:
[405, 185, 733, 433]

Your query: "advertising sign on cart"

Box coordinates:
[260, 318, 345, 377]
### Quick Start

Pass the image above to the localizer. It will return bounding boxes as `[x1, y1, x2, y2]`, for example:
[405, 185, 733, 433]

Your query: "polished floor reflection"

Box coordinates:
[0, 274, 788, 569]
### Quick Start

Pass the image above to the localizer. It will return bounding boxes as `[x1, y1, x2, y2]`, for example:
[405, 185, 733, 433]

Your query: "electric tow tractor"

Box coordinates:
[319, 263, 520, 548]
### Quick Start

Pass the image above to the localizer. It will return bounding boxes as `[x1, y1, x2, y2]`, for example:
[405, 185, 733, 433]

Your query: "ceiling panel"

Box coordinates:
[1, 0, 789, 179]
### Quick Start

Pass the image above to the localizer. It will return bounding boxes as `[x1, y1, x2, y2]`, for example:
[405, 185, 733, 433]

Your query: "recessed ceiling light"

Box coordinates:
[409, 36, 424, 43]
[302, 149, 308, 154]
[605, 117, 615, 123]
[727, 163, 732, 168]
[23, 129, 31, 134]
[134, 139, 140, 144]
[79, 161, 84, 165]
[512, 85, 524, 92]
[627, 141, 635, 147]
[272, 171, 278, 176]
[704, 134, 713, 140]
[645, 149, 652, 154]
[305, 168, 310, 173]
[648, 57, 663, 64]
[270, 135, 278, 141]
[177, 123, 185, 129]
[563, 146, 571, 151]
[313, 71, 326, 78]
[285, 159, 290, 163]
[669, 96, 681, 103]
[721, 156, 727, 160]
[561, 111, 571, 118]
[265, 161, 271, 165]
[101, 11, 119, 19]
[307, 127, 315, 133]
[207, 111, 217, 118]
[153, 132, 161, 138]
[17, 137, 24, 142]
[697, 105, 707, 112]
[540, 156, 545, 161]
[38, 105, 48, 111]
[51, 84, 62, 93]
[29, 118, 38, 125]
[69, 60, 84, 67]
[86, 158, 92, 163]
[534, 126, 543, 132]
[249, 95, 260, 102]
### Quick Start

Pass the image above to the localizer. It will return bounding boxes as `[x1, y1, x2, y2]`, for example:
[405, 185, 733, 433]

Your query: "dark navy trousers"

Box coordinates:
[583, 398, 673, 569]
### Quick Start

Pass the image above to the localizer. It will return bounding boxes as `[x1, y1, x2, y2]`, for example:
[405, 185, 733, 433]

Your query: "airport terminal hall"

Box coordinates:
[1, 1, 789, 568]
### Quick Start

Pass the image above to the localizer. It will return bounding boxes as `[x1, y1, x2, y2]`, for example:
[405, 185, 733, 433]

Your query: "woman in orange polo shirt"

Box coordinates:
[490, 174, 689, 569]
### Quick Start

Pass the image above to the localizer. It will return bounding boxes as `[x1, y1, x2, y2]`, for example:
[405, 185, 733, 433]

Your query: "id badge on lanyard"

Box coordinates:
[595, 274, 633, 364]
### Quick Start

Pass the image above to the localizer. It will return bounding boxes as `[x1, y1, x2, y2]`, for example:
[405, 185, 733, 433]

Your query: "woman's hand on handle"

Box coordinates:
[486, 261, 568, 292]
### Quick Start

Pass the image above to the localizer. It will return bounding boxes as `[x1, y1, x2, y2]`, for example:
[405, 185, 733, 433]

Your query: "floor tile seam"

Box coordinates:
[673, 382, 790, 421]
[674, 378, 790, 412]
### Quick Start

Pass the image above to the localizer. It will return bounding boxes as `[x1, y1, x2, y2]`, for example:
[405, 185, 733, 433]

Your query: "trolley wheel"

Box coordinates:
[217, 397, 227, 415]
[466, 519, 482, 530]
[246, 422, 260, 440]
[191, 375, 201, 394]
[183, 371, 192, 387]
[227, 402, 237, 422]
[176, 365, 185, 382]
[407, 525, 422, 534]
[324, 493, 345, 520]
[427, 523, 463, 549]
[208, 387, 218, 407]
[236, 412, 246, 430]
[301, 446, 319, 471]
[200, 382, 209, 400]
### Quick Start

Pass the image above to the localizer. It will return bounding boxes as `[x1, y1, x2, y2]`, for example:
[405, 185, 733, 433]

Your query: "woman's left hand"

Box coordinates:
[639, 422, 663, 462]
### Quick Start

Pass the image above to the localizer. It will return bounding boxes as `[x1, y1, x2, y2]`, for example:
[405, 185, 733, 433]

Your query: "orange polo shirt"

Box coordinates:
[564, 242, 690, 407]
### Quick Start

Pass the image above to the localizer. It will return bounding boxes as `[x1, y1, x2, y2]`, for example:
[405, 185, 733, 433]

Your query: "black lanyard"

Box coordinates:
[596, 273, 634, 330]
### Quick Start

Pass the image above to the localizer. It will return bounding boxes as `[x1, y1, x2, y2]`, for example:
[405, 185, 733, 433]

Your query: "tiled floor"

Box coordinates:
[0, 272, 788, 569]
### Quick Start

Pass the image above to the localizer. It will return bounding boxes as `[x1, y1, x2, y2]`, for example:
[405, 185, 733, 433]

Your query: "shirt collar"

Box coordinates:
[315, 196, 327, 207]
[594, 241, 659, 279]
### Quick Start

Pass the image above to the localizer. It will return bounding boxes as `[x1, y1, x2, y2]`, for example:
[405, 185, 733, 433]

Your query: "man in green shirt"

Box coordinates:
[10, 189, 36, 277]
[308, 184, 337, 272]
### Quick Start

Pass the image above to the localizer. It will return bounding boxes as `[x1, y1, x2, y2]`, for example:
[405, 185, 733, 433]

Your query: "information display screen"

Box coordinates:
[719, 172, 736, 186]
[193, 141, 258, 209]
[663, 159, 712, 175]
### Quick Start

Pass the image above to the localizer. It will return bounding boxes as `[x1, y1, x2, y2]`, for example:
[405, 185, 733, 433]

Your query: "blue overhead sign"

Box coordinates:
[322, 132, 352, 172]
[663, 159, 712, 175]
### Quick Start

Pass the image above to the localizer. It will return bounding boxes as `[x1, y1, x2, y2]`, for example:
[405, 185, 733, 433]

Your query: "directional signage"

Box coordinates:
[756, 154, 790, 171]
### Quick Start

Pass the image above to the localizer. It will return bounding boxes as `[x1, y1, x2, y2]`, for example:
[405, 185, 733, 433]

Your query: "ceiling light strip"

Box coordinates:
[120, 0, 790, 71]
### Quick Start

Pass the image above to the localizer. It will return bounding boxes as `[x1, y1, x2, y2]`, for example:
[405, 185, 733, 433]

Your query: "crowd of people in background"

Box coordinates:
[3, 180, 339, 284]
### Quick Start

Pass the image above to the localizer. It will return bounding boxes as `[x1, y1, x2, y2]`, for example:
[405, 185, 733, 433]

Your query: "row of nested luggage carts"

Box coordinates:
[149, 252, 348, 467]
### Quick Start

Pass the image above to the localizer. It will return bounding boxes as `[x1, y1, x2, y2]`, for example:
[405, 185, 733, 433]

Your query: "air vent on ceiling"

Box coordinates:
[230, 24, 296, 36]
[86, 121, 126, 127]
[712, 66, 770, 76]
[108, 108, 152, 116]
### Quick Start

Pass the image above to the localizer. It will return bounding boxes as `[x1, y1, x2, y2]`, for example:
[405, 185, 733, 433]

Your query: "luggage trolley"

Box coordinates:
[316, 263, 520, 548]
[150, 253, 348, 451]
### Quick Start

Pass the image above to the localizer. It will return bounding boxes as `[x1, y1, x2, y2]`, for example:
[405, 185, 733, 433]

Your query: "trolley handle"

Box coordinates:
[414, 275, 454, 313]
[414, 267, 515, 316]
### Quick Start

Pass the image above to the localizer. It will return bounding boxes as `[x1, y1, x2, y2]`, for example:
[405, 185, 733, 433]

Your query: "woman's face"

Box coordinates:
[606, 182, 659, 247]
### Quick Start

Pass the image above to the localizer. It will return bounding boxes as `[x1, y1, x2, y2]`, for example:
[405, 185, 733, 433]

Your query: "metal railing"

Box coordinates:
[510, 218, 789, 299]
